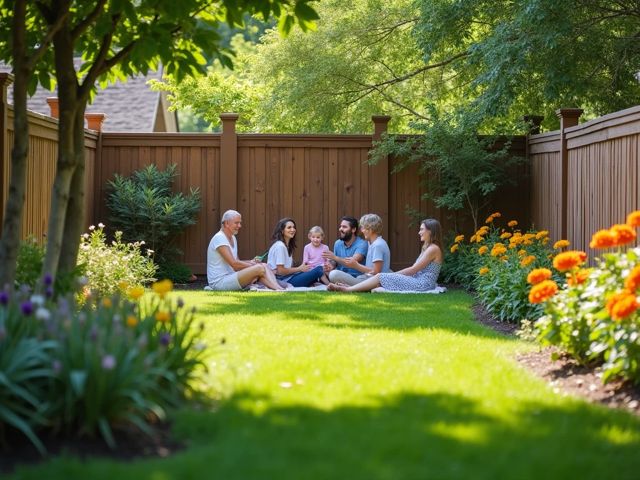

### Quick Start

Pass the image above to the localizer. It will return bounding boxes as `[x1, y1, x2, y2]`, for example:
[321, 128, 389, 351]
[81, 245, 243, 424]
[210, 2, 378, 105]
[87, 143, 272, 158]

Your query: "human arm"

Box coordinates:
[303, 245, 311, 265]
[269, 242, 310, 276]
[216, 245, 255, 271]
[395, 245, 441, 276]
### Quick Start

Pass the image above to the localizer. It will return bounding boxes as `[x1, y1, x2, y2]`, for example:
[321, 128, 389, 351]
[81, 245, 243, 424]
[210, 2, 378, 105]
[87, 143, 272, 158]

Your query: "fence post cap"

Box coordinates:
[0, 72, 14, 87]
[555, 108, 584, 119]
[220, 113, 240, 121]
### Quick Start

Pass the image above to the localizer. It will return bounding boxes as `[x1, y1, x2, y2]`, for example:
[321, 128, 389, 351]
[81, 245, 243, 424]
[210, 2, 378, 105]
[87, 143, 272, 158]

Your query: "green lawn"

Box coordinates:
[9, 290, 640, 479]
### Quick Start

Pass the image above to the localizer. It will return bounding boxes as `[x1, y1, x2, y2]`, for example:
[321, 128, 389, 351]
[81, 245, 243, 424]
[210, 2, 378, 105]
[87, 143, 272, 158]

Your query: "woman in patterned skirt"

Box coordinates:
[328, 218, 442, 292]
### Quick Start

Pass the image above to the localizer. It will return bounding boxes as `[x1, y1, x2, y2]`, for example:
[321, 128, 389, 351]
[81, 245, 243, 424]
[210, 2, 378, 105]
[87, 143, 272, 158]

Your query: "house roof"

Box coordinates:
[0, 62, 177, 132]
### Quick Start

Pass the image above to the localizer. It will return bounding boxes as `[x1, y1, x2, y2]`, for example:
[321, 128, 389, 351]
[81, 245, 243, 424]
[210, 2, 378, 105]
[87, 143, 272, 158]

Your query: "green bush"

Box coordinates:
[15, 237, 45, 288]
[78, 224, 157, 296]
[0, 280, 207, 453]
[106, 164, 201, 265]
[156, 261, 193, 284]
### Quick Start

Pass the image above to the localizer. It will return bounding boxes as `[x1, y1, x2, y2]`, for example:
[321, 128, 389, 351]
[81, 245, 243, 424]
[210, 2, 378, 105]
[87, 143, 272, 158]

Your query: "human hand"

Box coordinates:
[343, 257, 358, 268]
[322, 251, 335, 261]
[298, 264, 311, 272]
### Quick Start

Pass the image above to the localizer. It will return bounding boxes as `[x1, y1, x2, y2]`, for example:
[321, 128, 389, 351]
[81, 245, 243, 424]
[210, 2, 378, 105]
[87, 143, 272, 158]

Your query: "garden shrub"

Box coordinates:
[156, 261, 194, 284]
[106, 164, 201, 281]
[15, 237, 45, 288]
[447, 212, 564, 322]
[0, 279, 207, 452]
[531, 211, 640, 384]
[78, 223, 157, 296]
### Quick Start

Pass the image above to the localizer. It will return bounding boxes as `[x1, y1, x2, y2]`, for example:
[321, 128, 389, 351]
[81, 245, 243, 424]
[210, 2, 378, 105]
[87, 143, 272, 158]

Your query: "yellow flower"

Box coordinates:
[126, 315, 138, 328]
[490, 243, 507, 257]
[101, 298, 112, 308]
[478, 246, 488, 255]
[479, 267, 490, 275]
[485, 216, 494, 223]
[118, 281, 129, 292]
[454, 234, 465, 243]
[450, 244, 459, 253]
[127, 286, 145, 300]
[155, 310, 171, 323]
[475, 235, 485, 243]
[477, 226, 489, 234]
[153, 279, 173, 298]
[535, 230, 549, 240]
[517, 249, 527, 256]
[470, 234, 477, 243]
[507, 220, 518, 227]
[520, 255, 536, 267]
[491, 212, 502, 218]
[500, 232, 512, 239]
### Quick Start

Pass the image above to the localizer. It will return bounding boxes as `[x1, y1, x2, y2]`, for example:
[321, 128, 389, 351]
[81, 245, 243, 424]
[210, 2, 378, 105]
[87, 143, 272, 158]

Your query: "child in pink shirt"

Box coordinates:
[303, 226, 331, 285]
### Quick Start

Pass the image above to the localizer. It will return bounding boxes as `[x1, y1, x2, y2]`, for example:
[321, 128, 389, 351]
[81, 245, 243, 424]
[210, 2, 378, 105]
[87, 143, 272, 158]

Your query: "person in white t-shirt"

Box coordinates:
[206, 210, 283, 291]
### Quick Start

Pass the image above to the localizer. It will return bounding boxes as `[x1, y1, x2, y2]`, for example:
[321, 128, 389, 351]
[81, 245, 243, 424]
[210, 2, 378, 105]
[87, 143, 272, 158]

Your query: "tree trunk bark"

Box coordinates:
[0, 0, 30, 288]
[57, 108, 86, 275]
[43, 26, 79, 280]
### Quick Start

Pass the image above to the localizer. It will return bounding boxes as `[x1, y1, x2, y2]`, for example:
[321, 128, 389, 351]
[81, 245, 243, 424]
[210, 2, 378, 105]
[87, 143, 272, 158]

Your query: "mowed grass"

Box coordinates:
[9, 290, 640, 479]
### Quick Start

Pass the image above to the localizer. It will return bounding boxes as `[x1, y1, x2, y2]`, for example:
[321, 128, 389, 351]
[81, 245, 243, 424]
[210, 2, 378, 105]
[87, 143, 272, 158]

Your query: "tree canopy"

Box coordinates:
[158, 0, 640, 133]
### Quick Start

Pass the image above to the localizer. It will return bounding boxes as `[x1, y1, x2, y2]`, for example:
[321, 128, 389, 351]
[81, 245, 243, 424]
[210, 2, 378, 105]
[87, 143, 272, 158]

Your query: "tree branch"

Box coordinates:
[71, 0, 108, 40]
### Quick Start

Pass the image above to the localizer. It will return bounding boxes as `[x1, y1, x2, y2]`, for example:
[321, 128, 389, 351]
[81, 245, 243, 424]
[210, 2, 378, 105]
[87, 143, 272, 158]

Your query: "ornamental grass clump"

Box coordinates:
[0, 278, 207, 453]
[532, 210, 640, 384]
[445, 212, 563, 322]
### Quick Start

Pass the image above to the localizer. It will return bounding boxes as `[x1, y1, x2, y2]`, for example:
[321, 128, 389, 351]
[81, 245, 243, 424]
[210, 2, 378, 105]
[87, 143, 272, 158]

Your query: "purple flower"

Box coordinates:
[101, 354, 116, 370]
[159, 333, 171, 347]
[43, 274, 53, 286]
[0, 290, 9, 306]
[21, 301, 34, 316]
[45, 286, 54, 298]
[52, 360, 62, 374]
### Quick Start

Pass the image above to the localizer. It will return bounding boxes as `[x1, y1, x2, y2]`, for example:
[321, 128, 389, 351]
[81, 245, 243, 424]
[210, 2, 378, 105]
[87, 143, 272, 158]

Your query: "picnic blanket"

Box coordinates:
[371, 285, 447, 294]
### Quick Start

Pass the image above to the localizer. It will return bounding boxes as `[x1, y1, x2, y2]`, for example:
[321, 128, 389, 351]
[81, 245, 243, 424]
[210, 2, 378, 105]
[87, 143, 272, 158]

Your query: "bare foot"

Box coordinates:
[328, 283, 348, 292]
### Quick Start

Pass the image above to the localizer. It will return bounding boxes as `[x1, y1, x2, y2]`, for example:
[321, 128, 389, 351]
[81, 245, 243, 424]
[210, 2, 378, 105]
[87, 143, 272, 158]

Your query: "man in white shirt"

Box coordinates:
[207, 210, 283, 291]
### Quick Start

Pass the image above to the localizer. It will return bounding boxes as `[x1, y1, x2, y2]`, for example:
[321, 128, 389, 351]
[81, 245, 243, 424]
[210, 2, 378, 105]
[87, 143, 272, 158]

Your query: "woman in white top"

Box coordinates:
[267, 218, 324, 287]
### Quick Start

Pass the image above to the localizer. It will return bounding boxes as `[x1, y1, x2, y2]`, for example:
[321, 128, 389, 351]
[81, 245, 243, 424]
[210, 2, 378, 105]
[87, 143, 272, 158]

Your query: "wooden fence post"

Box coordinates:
[371, 115, 391, 238]
[556, 108, 583, 240]
[219, 113, 239, 218]
[0, 73, 13, 231]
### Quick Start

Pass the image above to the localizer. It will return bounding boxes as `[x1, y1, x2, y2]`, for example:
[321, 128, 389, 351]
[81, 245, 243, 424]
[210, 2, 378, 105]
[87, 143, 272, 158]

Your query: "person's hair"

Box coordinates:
[422, 218, 442, 249]
[359, 213, 383, 235]
[272, 217, 297, 256]
[340, 216, 359, 231]
[308, 226, 325, 238]
[221, 209, 241, 227]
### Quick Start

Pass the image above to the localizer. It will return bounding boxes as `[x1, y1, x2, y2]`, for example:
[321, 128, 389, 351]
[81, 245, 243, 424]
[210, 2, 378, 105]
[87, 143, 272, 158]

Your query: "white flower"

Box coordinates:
[89, 225, 95, 231]
[30, 294, 45, 306]
[98, 222, 105, 228]
[35, 307, 51, 321]
[140, 241, 145, 245]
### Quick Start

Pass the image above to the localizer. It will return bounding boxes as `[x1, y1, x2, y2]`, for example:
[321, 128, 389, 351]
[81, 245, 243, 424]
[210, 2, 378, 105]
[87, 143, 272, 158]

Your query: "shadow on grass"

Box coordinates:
[169, 390, 640, 480]
[191, 290, 514, 339]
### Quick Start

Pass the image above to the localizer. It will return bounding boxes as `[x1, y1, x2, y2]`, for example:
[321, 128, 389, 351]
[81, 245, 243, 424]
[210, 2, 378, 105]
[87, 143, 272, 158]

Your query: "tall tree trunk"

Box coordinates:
[0, 0, 30, 288]
[43, 25, 78, 280]
[57, 108, 86, 275]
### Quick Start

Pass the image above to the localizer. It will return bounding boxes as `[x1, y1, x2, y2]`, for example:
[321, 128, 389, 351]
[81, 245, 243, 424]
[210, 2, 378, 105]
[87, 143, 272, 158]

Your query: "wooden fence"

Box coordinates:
[528, 106, 640, 258]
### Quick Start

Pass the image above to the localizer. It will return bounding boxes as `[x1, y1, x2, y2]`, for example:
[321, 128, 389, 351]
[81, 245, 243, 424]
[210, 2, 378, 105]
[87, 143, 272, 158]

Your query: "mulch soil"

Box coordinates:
[2, 284, 638, 473]
[472, 301, 640, 417]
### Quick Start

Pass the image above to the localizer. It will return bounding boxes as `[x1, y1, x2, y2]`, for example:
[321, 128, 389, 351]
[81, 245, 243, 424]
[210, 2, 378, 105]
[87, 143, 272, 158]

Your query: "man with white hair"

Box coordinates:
[206, 210, 283, 291]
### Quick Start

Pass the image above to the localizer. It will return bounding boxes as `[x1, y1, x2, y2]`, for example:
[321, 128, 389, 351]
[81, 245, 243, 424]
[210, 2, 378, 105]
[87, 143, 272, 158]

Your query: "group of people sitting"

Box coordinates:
[206, 210, 443, 293]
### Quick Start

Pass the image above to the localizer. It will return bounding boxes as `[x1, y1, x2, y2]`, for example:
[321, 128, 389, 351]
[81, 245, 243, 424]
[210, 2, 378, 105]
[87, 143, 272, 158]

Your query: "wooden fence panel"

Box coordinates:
[96, 134, 221, 272]
[528, 132, 562, 241]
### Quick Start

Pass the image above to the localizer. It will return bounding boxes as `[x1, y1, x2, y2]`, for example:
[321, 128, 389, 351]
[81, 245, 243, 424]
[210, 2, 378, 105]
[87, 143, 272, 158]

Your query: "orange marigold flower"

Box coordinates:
[553, 239, 570, 249]
[478, 246, 488, 255]
[450, 244, 459, 253]
[553, 250, 587, 272]
[606, 291, 639, 321]
[491, 212, 502, 218]
[485, 216, 494, 223]
[590, 229, 616, 249]
[479, 267, 490, 275]
[454, 234, 465, 243]
[610, 223, 636, 246]
[490, 243, 507, 257]
[128, 285, 145, 300]
[500, 232, 512, 239]
[507, 220, 518, 227]
[518, 249, 527, 256]
[567, 269, 589, 287]
[535, 230, 549, 240]
[101, 298, 112, 308]
[477, 226, 489, 233]
[528, 280, 558, 304]
[520, 255, 536, 267]
[527, 268, 552, 285]
[624, 265, 640, 292]
[470, 234, 477, 243]
[626, 210, 640, 227]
